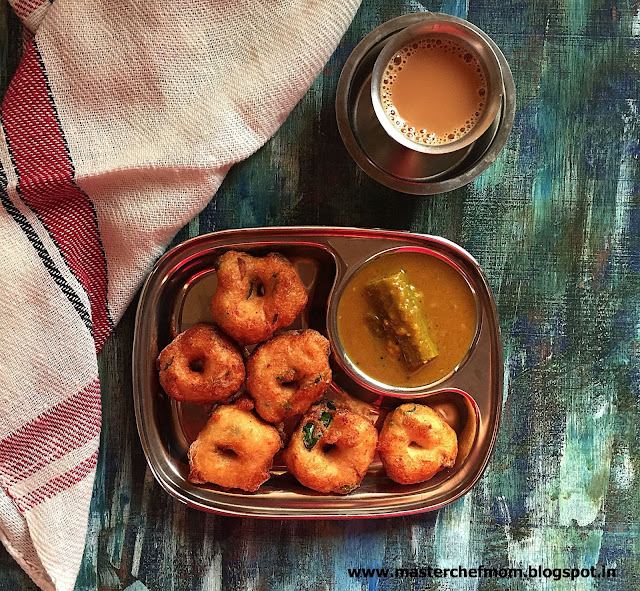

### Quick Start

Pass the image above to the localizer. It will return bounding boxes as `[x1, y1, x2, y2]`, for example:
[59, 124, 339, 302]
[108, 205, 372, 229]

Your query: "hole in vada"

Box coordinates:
[276, 373, 301, 392]
[215, 446, 238, 459]
[322, 443, 337, 454]
[247, 279, 266, 299]
[189, 359, 205, 373]
[280, 381, 299, 392]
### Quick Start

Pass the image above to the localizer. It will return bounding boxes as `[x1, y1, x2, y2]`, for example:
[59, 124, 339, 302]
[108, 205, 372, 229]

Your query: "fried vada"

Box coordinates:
[246, 329, 332, 424]
[284, 401, 378, 494]
[157, 323, 245, 404]
[210, 251, 308, 345]
[188, 399, 282, 491]
[378, 403, 458, 484]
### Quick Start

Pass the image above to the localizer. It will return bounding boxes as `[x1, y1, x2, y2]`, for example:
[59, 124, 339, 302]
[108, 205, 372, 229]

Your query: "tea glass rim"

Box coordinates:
[370, 15, 504, 156]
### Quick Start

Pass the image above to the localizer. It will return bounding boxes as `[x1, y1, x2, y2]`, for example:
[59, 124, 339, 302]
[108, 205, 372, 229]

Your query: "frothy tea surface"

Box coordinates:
[380, 35, 487, 146]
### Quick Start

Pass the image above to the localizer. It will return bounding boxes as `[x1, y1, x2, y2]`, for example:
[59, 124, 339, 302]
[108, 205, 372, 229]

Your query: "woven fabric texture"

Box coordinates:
[0, 1, 361, 589]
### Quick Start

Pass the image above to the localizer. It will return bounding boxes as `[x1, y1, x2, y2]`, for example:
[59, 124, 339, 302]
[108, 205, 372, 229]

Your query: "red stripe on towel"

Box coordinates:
[14, 449, 100, 511]
[12, 0, 49, 22]
[0, 379, 101, 487]
[2, 42, 112, 350]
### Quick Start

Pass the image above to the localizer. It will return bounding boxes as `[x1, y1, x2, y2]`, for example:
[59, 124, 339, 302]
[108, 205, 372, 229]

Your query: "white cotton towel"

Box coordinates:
[0, 1, 360, 589]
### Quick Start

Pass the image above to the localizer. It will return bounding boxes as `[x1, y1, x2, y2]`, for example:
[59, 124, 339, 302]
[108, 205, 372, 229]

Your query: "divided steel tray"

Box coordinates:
[132, 227, 502, 518]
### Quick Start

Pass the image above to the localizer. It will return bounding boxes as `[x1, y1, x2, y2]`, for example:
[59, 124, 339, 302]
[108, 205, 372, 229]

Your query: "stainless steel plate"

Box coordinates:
[133, 227, 503, 518]
[336, 14, 516, 194]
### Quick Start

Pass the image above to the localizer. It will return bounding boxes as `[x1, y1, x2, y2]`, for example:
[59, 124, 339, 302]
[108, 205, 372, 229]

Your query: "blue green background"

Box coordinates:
[0, 0, 638, 588]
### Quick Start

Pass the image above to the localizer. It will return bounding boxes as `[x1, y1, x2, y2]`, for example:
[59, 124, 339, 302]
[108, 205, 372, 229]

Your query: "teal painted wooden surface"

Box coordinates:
[1, 0, 639, 589]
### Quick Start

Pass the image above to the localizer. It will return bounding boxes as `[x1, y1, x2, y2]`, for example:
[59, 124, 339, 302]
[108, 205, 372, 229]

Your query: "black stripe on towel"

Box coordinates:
[0, 165, 94, 337]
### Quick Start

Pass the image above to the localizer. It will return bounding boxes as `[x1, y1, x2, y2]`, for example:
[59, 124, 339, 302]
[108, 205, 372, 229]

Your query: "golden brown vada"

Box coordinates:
[378, 403, 458, 484]
[210, 251, 308, 345]
[157, 323, 245, 404]
[284, 401, 378, 494]
[246, 329, 332, 423]
[188, 399, 282, 491]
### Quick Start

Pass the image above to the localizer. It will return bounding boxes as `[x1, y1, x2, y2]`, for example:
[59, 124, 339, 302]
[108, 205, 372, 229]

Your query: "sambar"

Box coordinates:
[336, 250, 477, 387]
